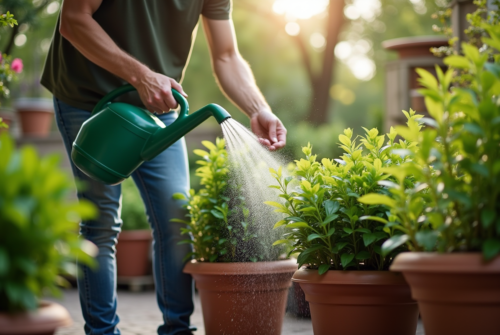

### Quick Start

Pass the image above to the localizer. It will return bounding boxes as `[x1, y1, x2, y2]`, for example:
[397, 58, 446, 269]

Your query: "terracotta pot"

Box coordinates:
[15, 98, 54, 137]
[0, 301, 72, 335]
[391, 252, 500, 335]
[184, 259, 296, 335]
[292, 269, 418, 335]
[116, 230, 152, 277]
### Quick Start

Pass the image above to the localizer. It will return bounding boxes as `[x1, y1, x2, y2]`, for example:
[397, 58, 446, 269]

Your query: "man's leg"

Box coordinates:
[130, 111, 194, 335]
[54, 98, 122, 335]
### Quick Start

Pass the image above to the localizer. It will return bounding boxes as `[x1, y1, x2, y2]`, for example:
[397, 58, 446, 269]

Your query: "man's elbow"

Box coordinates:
[59, 18, 73, 40]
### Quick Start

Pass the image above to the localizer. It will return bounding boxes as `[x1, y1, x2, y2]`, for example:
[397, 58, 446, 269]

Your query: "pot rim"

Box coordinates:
[0, 301, 71, 335]
[390, 252, 500, 273]
[15, 98, 54, 113]
[118, 229, 152, 240]
[382, 36, 448, 51]
[184, 259, 297, 275]
[292, 268, 408, 285]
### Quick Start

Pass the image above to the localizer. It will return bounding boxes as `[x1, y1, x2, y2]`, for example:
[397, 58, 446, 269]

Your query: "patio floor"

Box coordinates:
[49, 288, 425, 335]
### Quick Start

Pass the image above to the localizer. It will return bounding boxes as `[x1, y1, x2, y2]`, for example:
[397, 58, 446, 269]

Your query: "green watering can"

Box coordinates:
[71, 84, 231, 185]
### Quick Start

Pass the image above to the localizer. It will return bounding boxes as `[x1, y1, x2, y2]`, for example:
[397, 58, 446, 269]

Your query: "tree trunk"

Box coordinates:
[3, 24, 19, 55]
[308, 0, 346, 125]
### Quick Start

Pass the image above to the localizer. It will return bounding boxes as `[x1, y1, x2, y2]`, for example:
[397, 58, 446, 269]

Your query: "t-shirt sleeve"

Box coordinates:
[201, 0, 232, 20]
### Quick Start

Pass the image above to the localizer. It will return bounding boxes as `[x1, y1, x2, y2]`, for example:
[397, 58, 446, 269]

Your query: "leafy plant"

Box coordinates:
[267, 112, 421, 274]
[0, 10, 22, 106]
[121, 178, 150, 231]
[0, 133, 97, 313]
[359, 23, 500, 260]
[173, 138, 282, 263]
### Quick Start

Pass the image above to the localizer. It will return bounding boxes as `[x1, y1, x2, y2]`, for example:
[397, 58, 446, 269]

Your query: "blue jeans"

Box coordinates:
[54, 98, 194, 335]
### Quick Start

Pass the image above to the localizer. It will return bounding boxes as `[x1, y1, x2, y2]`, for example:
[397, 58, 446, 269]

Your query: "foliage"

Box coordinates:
[0, 11, 16, 27]
[0, 117, 7, 128]
[0, 133, 97, 313]
[267, 112, 421, 274]
[431, 0, 500, 57]
[173, 138, 282, 262]
[121, 178, 150, 231]
[359, 23, 500, 260]
[0, 9, 22, 105]
[285, 121, 344, 162]
[0, 53, 23, 105]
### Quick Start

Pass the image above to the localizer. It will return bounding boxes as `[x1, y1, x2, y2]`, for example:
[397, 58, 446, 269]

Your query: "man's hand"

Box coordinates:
[133, 70, 188, 114]
[250, 110, 287, 151]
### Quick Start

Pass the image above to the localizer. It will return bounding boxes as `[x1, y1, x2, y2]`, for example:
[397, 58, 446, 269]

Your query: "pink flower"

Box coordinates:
[11, 58, 23, 73]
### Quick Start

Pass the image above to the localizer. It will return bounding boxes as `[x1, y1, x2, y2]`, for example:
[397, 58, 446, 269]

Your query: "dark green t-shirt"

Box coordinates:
[41, 0, 231, 111]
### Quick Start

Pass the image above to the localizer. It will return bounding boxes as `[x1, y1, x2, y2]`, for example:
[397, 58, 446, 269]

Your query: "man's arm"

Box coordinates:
[59, 0, 186, 113]
[202, 18, 287, 150]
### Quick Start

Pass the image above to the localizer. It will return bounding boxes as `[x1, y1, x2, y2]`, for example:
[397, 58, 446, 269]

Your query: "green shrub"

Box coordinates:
[359, 23, 500, 260]
[173, 138, 284, 262]
[267, 112, 420, 274]
[0, 133, 96, 313]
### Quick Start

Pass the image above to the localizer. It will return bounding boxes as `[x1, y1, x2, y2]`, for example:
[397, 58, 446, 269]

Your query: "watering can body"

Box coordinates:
[71, 84, 231, 185]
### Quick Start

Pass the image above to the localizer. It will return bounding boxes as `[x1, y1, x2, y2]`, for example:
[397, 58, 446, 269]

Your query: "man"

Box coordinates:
[41, 1, 287, 335]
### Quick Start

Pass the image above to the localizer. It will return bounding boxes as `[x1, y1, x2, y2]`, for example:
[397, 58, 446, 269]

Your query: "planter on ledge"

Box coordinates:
[15, 98, 54, 137]
[292, 269, 418, 335]
[0, 301, 72, 335]
[184, 259, 296, 335]
[391, 252, 500, 335]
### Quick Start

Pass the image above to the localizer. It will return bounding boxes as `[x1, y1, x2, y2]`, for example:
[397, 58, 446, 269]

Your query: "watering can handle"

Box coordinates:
[91, 84, 189, 116]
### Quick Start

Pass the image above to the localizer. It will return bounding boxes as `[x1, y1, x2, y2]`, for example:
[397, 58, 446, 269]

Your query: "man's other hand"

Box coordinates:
[250, 110, 287, 151]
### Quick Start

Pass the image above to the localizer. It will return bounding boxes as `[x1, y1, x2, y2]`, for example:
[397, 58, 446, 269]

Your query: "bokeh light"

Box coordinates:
[273, 0, 329, 20]
[14, 34, 27, 47]
[46, 1, 60, 15]
[310, 32, 326, 49]
[285, 22, 301, 36]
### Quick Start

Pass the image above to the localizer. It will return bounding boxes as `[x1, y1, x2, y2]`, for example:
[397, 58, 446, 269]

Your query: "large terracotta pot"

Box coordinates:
[391, 252, 500, 335]
[292, 269, 418, 335]
[15, 98, 54, 137]
[0, 301, 72, 335]
[184, 259, 296, 335]
[116, 230, 152, 277]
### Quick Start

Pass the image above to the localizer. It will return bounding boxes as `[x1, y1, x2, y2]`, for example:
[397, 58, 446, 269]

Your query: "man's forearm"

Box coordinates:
[212, 53, 271, 118]
[59, 7, 147, 86]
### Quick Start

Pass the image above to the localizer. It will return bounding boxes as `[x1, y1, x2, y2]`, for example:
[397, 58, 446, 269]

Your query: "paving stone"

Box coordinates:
[48, 288, 424, 335]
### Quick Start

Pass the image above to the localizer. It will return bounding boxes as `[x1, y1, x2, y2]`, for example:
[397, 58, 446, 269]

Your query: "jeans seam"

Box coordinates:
[134, 169, 172, 328]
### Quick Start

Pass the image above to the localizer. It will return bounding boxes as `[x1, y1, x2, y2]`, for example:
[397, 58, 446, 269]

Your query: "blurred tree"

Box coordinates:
[239, 0, 346, 125]
[0, 0, 57, 55]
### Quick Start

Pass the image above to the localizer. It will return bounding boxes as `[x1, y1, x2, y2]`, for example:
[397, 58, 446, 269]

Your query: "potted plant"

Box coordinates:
[116, 178, 153, 278]
[267, 115, 422, 335]
[0, 132, 97, 335]
[173, 138, 296, 335]
[358, 22, 500, 335]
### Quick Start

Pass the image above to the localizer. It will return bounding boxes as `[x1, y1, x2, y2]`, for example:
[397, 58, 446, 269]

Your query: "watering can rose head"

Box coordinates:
[71, 84, 231, 185]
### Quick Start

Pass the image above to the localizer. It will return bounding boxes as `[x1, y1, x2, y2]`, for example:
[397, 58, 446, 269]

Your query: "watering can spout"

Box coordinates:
[141, 103, 231, 161]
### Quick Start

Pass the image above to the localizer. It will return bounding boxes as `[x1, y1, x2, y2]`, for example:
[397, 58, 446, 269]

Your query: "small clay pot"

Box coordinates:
[0, 301, 72, 335]
[391, 252, 500, 335]
[292, 269, 418, 335]
[15, 98, 54, 137]
[116, 230, 152, 277]
[184, 259, 296, 335]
